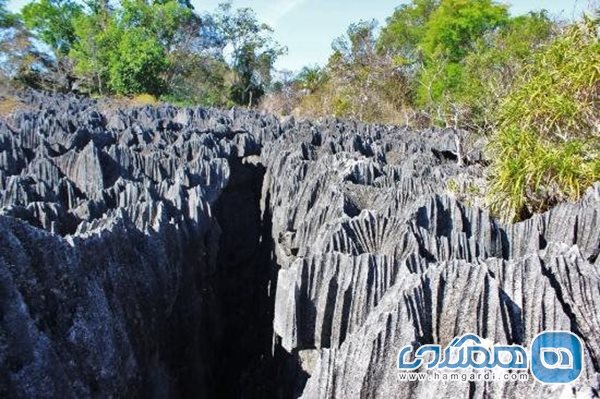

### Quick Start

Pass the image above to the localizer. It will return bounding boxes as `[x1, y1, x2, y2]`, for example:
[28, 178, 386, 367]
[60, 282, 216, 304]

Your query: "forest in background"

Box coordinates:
[0, 0, 284, 106]
[0, 0, 598, 221]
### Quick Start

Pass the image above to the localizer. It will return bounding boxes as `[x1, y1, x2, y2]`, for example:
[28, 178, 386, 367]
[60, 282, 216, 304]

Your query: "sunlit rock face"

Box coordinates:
[0, 91, 598, 398]
[262, 118, 600, 399]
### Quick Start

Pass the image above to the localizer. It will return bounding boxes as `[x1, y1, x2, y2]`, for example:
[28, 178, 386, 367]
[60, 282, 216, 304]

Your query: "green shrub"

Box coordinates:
[487, 17, 600, 221]
[416, 0, 509, 111]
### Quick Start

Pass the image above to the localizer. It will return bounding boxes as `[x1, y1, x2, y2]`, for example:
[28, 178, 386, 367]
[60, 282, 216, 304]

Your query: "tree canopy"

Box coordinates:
[256, 0, 596, 221]
[4, 0, 284, 105]
[21, 0, 83, 55]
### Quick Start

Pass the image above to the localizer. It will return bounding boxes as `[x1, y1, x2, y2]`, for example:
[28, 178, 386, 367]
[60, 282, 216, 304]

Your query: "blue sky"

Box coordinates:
[7, 0, 592, 71]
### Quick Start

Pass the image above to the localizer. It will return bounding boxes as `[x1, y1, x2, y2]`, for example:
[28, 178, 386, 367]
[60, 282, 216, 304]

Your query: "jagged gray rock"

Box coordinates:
[263, 119, 600, 399]
[0, 91, 598, 398]
[0, 92, 280, 398]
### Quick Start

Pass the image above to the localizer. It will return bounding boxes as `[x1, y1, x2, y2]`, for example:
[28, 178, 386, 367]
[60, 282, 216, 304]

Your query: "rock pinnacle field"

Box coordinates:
[0, 92, 598, 398]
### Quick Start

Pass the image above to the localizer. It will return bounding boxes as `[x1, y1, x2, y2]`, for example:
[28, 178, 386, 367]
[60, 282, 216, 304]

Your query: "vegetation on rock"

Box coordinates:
[0, 0, 598, 221]
[488, 17, 599, 221]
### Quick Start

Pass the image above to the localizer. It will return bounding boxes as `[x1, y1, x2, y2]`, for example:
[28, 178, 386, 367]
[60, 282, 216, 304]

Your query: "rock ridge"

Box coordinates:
[0, 92, 598, 398]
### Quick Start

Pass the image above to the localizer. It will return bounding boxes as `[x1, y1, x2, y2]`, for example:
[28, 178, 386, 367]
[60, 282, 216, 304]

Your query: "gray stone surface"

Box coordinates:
[0, 91, 598, 398]
[0, 92, 280, 397]
[263, 119, 600, 398]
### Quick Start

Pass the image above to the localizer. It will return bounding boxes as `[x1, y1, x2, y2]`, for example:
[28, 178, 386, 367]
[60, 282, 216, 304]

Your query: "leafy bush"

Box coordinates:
[108, 28, 168, 96]
[487, 17, 600, 221]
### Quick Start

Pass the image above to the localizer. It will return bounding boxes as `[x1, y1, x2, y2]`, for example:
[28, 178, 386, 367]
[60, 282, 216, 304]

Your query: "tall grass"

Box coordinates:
[487, 16, 600, 221]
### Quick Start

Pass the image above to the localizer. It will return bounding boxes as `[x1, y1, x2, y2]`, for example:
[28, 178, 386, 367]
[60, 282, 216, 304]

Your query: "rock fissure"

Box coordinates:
[0, 93, 599, 398]
[210, 156, 279, 398]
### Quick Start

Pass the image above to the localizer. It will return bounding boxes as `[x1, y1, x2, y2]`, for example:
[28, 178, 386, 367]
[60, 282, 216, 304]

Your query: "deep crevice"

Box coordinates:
[210, 156, 274, 398]
[207, 156, 305, 398]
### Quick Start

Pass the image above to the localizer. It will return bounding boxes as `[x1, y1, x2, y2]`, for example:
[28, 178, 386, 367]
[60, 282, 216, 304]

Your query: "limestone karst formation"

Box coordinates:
[1, 92, 599, 398]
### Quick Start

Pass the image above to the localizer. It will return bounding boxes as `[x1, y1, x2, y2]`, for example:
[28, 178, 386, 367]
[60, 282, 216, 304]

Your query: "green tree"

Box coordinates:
[21, 0, 83, 55]
[205, 2, 286, 106]
[420, 0, 508, 61]
[279, 0, 564, 130]
[108, 27, 168, 95]
[457, 11, 555, 129]
[69, 2, 120, 94]
[108, 0, 191, 95]
[120, 0, 192, 48]
[5, 0, 283, 104]
[1, 0, 56, 89]
[377, 0, 438, 66]
[69, 0, 191, 95]
[416, 0, 509, 116]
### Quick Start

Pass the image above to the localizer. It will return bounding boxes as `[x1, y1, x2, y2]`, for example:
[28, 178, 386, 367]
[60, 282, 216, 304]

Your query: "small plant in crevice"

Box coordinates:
[446, 176, 485, 208]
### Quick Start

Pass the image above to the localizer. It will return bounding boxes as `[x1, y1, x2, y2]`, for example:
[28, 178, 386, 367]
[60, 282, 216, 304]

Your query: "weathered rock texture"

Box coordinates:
[0, 91, 598, 398]
[0, 92, 280, 398]
[263, 121, 600, 398]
